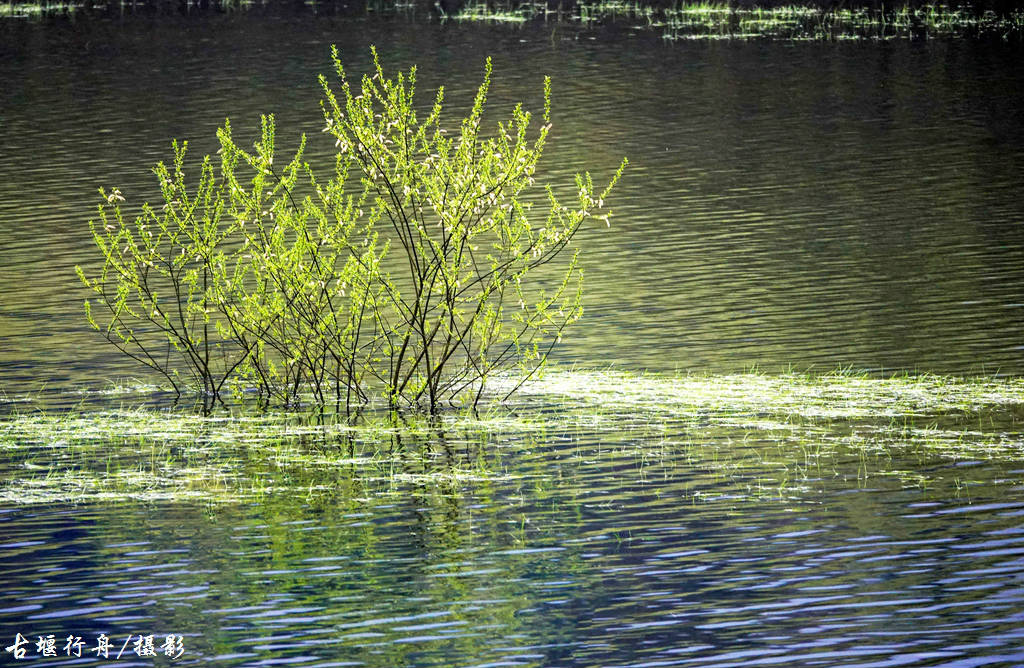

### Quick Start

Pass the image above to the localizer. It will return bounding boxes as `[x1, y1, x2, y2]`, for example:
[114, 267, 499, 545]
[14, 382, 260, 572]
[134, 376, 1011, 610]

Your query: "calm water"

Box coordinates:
[2, 8, 1024, 668]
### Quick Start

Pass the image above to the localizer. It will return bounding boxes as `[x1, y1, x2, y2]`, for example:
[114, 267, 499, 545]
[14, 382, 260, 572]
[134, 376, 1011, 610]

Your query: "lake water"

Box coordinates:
[2, 371, 1024, 667]
[1, 7, 1024, 668]
[2, 10, 1024, 391]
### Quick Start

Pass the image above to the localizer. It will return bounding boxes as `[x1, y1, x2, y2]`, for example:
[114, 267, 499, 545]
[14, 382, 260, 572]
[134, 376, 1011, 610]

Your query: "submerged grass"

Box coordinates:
[1, 369, 1021, 506]
[660, 3, 1024, 40]
[446, 2, 1024, 40]
[516, 369, 1024, 421]
[2, 0, 1021, 40]
[0, 1, 79, 17]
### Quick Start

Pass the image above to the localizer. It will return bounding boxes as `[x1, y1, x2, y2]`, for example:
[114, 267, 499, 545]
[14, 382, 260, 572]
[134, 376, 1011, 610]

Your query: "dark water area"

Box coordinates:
[2, 10, 1024, 668]
[2, 13, 1024, 393]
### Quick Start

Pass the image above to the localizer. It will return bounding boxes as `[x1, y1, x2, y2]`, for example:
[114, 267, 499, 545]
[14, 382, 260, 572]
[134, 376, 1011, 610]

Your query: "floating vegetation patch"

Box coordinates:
[445, 2, 1024, 40]
[653, 3, 1024, 40]
[2, 0, 1021, 40]
[513, 369, 1024, 422]
[447, 0, 536, 22]
[0, 408, 526, 504]
[1, 370, 1021, 505]
[0, 1, 79, 17]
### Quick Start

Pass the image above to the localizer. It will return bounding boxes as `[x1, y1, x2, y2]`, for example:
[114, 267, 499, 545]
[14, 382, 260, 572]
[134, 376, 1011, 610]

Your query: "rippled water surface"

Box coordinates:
[1, 369, 1023, 666]
[2, 12, 1024, 388]
[2, 389, 1024, 667]
[2, 8, 1024, 668]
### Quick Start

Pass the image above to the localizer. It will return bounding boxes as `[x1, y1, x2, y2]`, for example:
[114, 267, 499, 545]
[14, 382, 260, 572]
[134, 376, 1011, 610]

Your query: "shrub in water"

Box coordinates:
[77, 47, 626, 413]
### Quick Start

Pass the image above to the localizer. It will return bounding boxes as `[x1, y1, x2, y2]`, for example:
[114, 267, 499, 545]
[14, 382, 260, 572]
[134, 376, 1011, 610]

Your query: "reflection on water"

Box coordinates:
[1, 14, 1024, 394]
[2, 414, 1024, 667]
[0, 371, 1022, 666]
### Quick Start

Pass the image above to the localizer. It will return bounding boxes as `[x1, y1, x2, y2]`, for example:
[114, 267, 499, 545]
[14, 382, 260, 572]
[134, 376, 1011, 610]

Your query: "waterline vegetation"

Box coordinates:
[1, 369, 1021, 505]
[447, 2, 1024, 40]
[8, 0, 1024, 40]
[4, 1, 1022, 41]
[652, 3, 1024, 40]
[0, 0, 78, 16]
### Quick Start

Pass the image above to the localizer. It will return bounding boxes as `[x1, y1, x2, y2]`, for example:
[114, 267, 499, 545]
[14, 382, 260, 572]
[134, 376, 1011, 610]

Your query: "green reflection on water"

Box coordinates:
[2, 370, 1022, 666]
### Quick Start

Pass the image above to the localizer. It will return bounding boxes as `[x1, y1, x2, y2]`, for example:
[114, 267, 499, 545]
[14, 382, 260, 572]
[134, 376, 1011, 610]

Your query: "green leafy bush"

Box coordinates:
[77, 47, 626, 413]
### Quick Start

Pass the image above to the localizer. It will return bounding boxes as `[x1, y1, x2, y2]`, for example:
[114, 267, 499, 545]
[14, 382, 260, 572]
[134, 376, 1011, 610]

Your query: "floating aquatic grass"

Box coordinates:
[655, 4, 1024, 40]
[447, 1, 535, 22]
[0, 407, 528, 504]
[3, 0, 1020, 41]
[0, 1, 79, 17]
[1, 370, 1021, 505]
[433, 1, 1024, 40]
[512, 369, 1024, 421]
